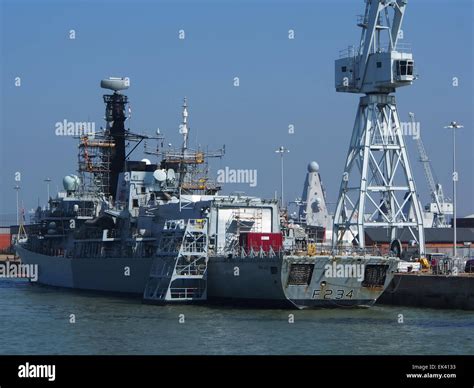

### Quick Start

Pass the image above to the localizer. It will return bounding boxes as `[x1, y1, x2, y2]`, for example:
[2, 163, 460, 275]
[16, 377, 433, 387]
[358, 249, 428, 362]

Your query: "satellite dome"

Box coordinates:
[153, 169, 167, 182]
[141, 158, 151, 165]
[308, 161, 319, 173]
[100, 77, 130, 92]
[63, 174, 81, 192]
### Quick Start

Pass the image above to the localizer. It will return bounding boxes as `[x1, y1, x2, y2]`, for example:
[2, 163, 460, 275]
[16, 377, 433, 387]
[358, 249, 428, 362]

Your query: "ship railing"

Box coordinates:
[210, 245, 388, 258]
[209, 245, 383, 258]
[393, 42, 412, 53]
[169, 287, 204, 299]
[326, 245, 387, 257]
[175, 264, 207, 276]
[339, 45, 358, 59]
[75, 206, 95, 218]
[282, 243, 387, 257]
[338, 43, 412, 59]
[431, 257, 467, 275]
[242, 246, 279, 258]
[213, 246, 280, 259]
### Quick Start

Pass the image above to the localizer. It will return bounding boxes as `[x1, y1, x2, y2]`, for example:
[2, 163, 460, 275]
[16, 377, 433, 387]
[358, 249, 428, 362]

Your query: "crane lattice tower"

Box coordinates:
[332, 0, 425, 254]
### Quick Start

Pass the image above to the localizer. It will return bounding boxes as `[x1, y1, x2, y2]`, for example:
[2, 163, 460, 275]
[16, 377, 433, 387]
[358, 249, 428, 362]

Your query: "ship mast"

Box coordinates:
[103, 85, 128, 199]
[145, 97, 225, 196]
[177, 97, 189, 189]
[77, 77, 157, 200]
[180, 97, 189, 151]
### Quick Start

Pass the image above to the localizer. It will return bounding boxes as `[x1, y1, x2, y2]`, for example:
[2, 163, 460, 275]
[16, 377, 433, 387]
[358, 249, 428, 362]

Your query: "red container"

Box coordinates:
[239, 232, 282, 252]
[0, 234, 11, 250]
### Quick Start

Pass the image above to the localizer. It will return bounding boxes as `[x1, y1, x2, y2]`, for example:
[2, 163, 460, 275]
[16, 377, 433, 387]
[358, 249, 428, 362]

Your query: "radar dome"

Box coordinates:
[100, 77, 130, 92]
[308, 161, 319, 173]
[63, 175, 81, 192]
[153, 169, 167, 182]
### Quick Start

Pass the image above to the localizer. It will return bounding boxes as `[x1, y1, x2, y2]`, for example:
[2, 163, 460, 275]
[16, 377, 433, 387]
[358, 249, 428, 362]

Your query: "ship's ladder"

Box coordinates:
[143, 218, 209, 303]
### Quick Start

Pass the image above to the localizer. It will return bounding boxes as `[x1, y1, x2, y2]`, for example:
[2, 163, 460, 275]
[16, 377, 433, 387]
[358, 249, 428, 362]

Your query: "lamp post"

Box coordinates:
[275, 146, 290, 208]
[13, 185, 20, 225]
[444, 121, 463, 258]
[44, 178, 51, 209]
[464, 242, 471, 259]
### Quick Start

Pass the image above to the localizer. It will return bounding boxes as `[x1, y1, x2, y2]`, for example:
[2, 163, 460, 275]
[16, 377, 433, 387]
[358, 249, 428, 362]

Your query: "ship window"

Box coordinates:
[341, 66, 347, 72]
[141, 187, 146, 194]
[270, 266, 278, 275]
[396, 60, 412, 76]
[400, 61, 407, 75]
[376, 61, 382, 68]
[407, 60, 414, 76]
[132, 199, 139, 208]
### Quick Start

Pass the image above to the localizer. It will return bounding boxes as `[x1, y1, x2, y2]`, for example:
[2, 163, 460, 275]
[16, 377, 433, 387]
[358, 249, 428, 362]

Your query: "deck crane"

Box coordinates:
[409, 113, 453, 228]
[332, 0, 425, 255]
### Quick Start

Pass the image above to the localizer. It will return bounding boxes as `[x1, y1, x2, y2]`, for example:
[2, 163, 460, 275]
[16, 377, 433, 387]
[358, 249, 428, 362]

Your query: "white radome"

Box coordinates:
[153, 169, 167, 182]
[308, 161, 319, 173]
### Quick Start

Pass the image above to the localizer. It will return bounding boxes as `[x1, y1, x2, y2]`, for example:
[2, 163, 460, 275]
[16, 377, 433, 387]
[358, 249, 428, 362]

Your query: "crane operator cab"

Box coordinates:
[335, 50, 415, 94]
[395, 59, 414, 82]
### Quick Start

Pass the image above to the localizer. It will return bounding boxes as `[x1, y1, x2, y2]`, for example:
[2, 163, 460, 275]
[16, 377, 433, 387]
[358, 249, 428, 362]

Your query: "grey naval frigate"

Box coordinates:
[16, 77, 398, 309]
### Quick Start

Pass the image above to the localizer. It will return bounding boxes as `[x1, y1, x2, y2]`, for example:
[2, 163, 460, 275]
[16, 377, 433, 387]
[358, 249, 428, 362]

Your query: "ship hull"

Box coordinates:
[17, 245, 397, 309]
[16, 245, 153, 294]
[208, 255, 397, 309]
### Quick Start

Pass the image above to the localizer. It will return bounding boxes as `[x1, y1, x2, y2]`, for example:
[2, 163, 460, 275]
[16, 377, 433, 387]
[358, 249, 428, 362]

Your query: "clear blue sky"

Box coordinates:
[1, 0, 473, 224]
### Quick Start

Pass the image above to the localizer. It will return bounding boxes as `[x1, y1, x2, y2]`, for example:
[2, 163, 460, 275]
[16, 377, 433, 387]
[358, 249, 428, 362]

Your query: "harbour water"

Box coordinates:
[1, 278, 473, 355]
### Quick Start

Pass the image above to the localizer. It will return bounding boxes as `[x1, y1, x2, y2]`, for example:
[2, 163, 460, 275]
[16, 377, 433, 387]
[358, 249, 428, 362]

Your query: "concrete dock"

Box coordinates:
[378, 272, 474, 310]
[0, 254, 18, 262]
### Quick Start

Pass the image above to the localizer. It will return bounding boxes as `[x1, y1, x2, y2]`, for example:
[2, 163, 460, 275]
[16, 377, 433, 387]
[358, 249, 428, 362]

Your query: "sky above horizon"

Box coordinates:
[1, 0, 473, 225]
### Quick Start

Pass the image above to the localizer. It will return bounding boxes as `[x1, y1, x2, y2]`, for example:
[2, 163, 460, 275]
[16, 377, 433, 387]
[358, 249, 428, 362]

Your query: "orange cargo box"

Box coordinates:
[0, 234, 11, 250]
